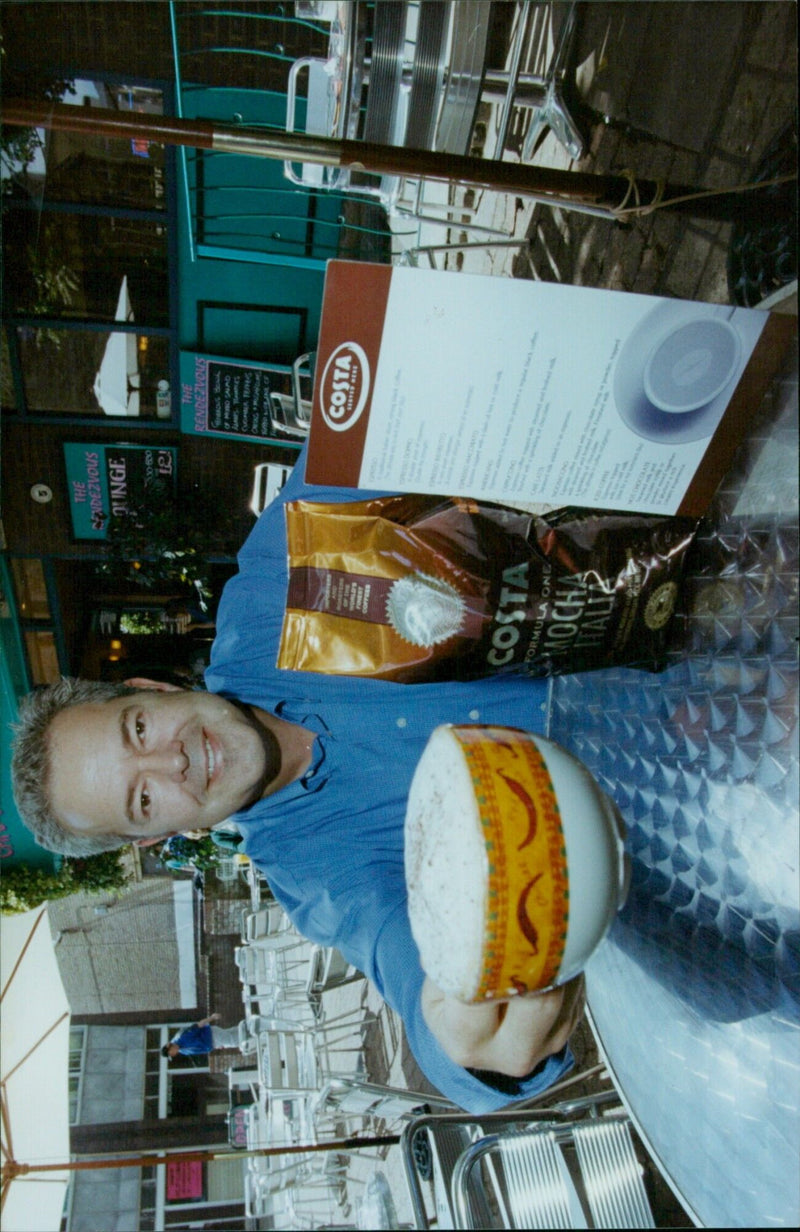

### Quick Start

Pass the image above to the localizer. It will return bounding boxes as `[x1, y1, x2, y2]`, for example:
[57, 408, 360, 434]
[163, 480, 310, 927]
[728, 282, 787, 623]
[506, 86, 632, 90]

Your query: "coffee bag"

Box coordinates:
[277, 496, 696, 682]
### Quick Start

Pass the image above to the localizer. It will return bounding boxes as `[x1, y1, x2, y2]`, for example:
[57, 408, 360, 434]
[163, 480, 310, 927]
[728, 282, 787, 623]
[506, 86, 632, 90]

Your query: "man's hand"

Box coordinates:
[422, 973, 585, 1078]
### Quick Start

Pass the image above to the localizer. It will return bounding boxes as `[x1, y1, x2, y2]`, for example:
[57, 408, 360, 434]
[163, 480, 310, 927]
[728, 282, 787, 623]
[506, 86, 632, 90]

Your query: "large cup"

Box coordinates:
[405, 724, 629, 1001]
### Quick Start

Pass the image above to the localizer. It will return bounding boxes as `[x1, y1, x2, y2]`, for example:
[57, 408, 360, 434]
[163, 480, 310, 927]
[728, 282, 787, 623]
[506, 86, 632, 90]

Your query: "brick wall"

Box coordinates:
[0, 2, 326, 93]
[48, 878, 188, 1014]
[1, 418, 290, 557]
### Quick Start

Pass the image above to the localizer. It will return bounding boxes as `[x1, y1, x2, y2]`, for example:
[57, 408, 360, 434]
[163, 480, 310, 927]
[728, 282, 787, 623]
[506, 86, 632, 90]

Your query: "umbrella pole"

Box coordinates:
[2, 100, 793, 223]
[4, 1132, 402, 1176]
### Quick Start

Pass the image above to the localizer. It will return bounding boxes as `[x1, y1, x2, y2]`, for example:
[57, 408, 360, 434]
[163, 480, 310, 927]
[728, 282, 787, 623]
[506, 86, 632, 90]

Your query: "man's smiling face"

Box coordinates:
[47, 685, 278, 844]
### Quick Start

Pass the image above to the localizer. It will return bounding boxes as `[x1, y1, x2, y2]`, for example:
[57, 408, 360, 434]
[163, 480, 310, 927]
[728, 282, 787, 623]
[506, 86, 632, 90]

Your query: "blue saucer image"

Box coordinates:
[613, 301, 747, 444]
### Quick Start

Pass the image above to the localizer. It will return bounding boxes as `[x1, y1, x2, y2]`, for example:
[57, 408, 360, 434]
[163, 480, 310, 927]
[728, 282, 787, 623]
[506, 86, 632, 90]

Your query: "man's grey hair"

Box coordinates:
[11, 677, 140, 857]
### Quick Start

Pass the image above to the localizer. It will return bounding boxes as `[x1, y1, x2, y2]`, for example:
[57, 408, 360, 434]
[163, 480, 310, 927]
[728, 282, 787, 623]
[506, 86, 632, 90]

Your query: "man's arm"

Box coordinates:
[421, 974, 585, 1078]
[195, 1013, 220, 1029]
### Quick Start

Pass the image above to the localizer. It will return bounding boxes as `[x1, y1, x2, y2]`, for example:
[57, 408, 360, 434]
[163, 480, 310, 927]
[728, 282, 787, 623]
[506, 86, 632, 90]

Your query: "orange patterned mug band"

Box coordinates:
[455, 726, 569, 998]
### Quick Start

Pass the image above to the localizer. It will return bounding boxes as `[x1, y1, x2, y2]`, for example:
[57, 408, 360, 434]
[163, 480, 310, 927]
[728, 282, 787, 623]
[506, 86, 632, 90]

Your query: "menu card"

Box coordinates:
[305, 262, 793, 516]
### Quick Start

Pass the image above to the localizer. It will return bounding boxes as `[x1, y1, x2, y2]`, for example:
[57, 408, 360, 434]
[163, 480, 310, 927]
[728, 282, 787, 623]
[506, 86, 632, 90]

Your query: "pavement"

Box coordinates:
[391, 1, 797, 307]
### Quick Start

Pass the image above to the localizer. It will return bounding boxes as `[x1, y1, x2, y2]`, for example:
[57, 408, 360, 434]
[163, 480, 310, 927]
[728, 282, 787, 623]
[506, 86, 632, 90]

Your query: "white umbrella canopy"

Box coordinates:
[1, 907, 71, 1232]
[93, 274, 140, 416]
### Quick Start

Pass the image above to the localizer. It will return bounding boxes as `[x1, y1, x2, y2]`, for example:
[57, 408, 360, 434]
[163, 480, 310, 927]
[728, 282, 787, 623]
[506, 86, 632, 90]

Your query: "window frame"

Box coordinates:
[1, 70, 179, 429]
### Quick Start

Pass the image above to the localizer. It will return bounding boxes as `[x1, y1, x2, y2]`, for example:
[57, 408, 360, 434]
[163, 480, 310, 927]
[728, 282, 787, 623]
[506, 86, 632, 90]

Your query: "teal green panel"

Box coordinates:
[177, 84, 342, 362]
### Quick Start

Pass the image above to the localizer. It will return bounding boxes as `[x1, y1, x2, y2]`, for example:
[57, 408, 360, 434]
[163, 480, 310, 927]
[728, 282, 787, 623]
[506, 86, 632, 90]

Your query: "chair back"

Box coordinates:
[242, 901, 291, 942]
[258, 1026, 318, 1096]
[284, 57, 348, 190]
[452, 1116, 655, 1229]
[572, 1119, 654, 1228]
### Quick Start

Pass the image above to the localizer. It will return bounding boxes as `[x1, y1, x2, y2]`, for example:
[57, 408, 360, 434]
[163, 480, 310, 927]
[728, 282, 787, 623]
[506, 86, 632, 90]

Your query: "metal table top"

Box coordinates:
[548, 344, 798, 1227]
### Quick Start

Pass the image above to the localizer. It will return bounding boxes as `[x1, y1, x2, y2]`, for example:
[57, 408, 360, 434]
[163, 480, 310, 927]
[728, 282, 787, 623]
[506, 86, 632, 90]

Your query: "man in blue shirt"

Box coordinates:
[162, 1013, 240, 1059]
[12, 444, 583, 1112]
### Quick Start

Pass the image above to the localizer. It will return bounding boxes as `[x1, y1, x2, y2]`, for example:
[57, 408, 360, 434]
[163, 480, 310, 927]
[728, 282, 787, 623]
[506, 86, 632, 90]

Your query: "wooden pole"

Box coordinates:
[2, 1131, 402, 1178]
[2, 100, 792, 222]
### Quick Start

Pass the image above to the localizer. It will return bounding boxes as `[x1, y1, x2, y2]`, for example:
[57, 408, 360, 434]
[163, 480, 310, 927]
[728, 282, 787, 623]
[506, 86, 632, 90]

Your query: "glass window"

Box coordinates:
[24, 630, 60, 684]
[1, 328, 14, 410]
[18, 327, 170, 417]
[68, 1026, 87, 1124]
[2, 79, 167, 211]
[3, 211, 169, 326]
[10, 558, 51, 620]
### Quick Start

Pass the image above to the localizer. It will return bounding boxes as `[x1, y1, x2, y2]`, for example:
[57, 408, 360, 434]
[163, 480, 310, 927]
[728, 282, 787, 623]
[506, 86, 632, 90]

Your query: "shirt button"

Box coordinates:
[396, 717, 407, 728]
[469, 709, 480, 720]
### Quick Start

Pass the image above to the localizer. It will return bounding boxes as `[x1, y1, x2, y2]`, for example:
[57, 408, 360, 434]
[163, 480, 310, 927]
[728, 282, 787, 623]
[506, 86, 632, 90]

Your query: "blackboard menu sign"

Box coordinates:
[180, 351, 302, 449]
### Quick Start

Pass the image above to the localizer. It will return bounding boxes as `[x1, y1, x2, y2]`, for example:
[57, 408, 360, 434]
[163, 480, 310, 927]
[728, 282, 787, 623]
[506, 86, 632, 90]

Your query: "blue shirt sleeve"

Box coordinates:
[371, 900, 574, 1113]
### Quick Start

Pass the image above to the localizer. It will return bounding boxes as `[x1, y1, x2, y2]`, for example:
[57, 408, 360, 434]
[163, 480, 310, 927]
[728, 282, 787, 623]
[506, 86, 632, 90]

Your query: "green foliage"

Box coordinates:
[27, 246, 80, 345]
[119, 610, 168, 635]
[0, 46, 75, 194]
[1, 849, 132, 914]
[95, 489, 239, 611]
[160, 833, 234, 873]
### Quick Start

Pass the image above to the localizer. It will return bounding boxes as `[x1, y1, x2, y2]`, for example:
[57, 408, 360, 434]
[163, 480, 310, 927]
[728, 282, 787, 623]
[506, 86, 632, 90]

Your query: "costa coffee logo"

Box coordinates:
[319, 342, 370, 432]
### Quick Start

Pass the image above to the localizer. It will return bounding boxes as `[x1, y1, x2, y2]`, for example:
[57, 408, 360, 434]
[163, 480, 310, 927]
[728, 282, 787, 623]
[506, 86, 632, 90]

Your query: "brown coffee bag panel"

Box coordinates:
[278, 497, 697, 682]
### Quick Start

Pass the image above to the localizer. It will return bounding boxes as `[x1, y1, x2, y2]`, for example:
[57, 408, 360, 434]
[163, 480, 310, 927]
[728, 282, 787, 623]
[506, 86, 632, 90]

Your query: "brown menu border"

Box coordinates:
[676, 312, 796, 516]
[306, 261, 393, 488]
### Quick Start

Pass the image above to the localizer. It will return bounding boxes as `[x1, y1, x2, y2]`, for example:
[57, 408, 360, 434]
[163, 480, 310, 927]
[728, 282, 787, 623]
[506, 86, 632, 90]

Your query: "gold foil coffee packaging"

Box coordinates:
[278, 496, 697, 682]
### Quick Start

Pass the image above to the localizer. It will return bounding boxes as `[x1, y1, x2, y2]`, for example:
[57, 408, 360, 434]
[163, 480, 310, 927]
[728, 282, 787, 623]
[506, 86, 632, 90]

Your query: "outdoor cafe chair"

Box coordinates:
[243, 1172, 343, 1227]
[241, 988, 320, 1036]
[244, 1094, 351, 1188]
[240, 901, 292, 944]
[266, 352, 315, 440]
[306, 944, 365, 997]
[241, 857, 273, 911]
[235, 939, 310, 1000]
[315, 1075, 455, 1140]
[283, 51, 508, 241]
[400, 1091, 655, 1230]
[256, 1023, 320, 1097]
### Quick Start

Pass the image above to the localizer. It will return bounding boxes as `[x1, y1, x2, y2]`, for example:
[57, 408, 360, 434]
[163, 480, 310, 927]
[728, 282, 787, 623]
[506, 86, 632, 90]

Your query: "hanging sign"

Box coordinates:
[63, 442, 178, 540]
[166, 1160, 204, 1201]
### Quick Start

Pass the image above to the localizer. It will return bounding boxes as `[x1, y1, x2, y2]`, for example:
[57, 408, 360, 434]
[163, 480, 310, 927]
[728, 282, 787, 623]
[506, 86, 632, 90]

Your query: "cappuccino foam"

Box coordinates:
[404, 726, 488, 1001]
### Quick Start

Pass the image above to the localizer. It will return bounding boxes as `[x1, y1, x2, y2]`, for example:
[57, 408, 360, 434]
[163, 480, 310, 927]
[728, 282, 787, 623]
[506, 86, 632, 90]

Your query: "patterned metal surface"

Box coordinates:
[548, 349, 799, 1228]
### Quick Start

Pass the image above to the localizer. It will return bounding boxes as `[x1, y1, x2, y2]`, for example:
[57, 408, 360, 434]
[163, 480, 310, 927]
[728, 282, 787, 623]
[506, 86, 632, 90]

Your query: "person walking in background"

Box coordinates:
[162, 1012, 239, 1060]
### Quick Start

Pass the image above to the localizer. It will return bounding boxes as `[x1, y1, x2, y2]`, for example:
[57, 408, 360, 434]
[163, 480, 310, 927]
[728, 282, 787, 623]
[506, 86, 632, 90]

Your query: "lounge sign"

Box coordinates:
[63, 442, 177, 540]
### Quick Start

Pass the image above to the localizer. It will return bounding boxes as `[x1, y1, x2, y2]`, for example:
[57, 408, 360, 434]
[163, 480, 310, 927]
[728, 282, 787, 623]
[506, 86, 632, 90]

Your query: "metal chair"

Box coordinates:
[266, 351, 315, 439]
[240, 902, 293, 944]
[315, 1075, 454, 1139]
[243, 1172, 344, 1227]
[401, 1091, 654, 1230]
[282, 12, 509, 240]
[453, 1116, 654, 1229]
[306, 944, 364, 998]
[241, 857, 275, 910]
[235, 939, 311, 1005]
